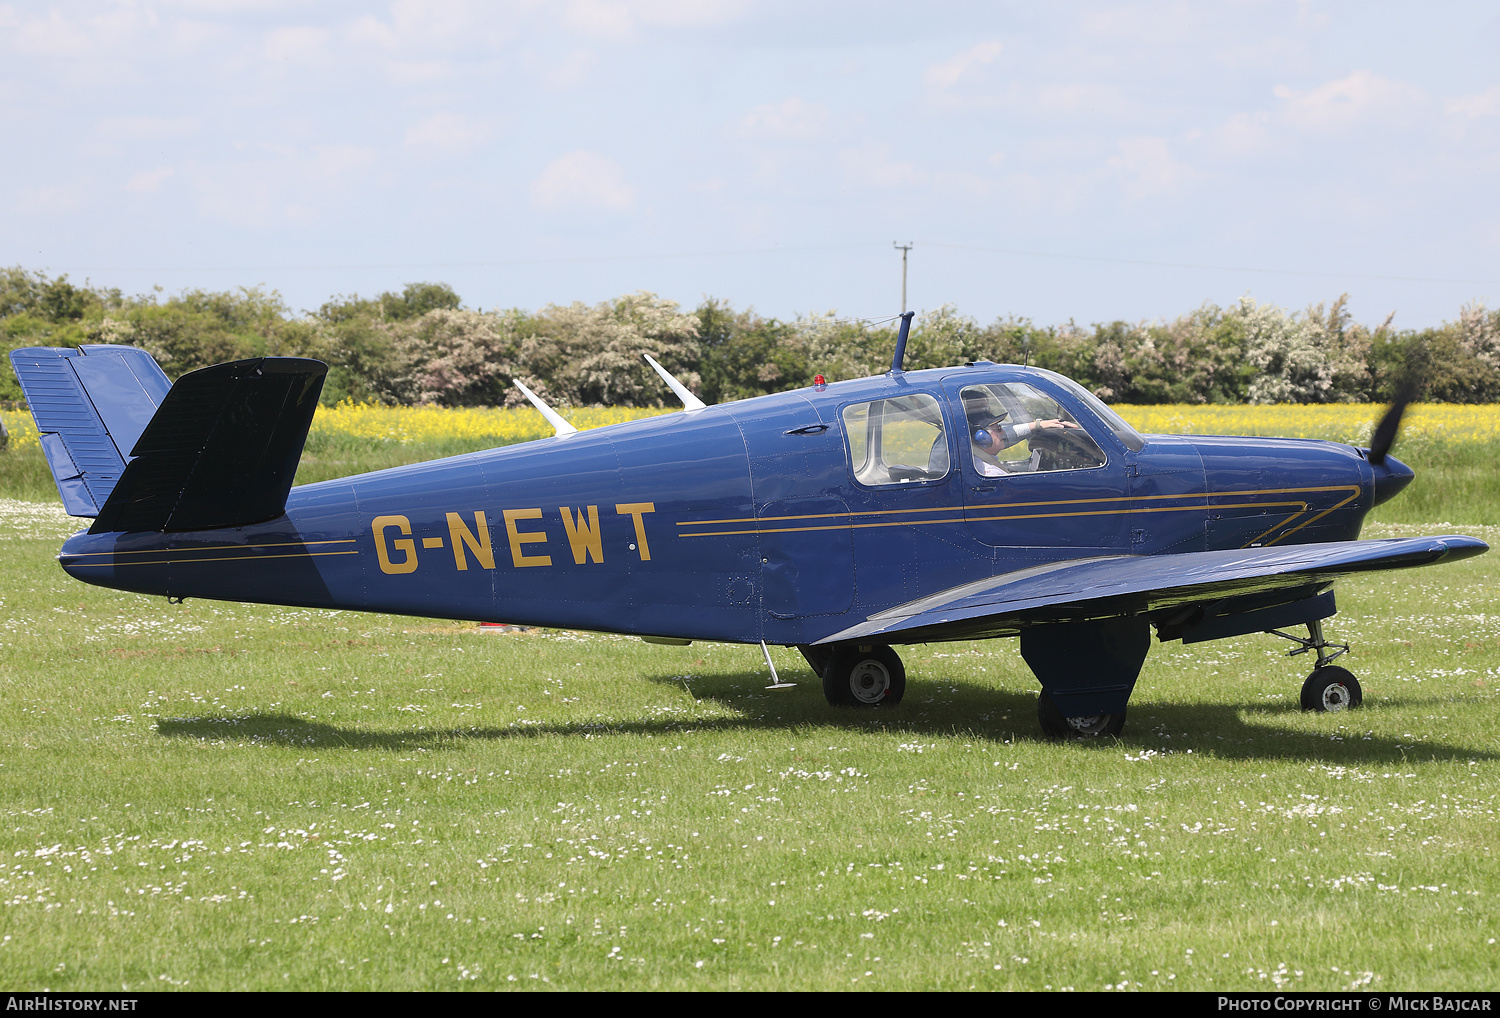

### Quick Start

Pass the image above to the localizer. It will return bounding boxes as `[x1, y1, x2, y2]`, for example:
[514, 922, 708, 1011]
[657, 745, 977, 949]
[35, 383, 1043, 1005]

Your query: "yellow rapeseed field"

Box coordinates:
[306, 400, 672, 447]
[1113, 404, 1500, 445]
[4, 401, 1499, 454]
[0, 402, 674, 453]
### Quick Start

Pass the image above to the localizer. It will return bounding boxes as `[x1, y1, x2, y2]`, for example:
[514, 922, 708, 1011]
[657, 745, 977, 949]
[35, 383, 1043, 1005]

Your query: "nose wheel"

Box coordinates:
[1270, 619, 1363, 712]
[1301, 665, 1362, 712]
[820, 645, 906, 707]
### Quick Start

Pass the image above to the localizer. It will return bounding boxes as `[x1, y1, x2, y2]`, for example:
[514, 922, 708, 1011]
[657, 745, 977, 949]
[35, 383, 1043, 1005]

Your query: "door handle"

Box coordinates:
[784, 424, 829, 436]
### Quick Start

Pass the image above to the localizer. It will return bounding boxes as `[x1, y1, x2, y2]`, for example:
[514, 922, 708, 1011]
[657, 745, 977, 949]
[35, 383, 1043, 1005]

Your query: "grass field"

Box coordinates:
[0, 403, 1497, 991]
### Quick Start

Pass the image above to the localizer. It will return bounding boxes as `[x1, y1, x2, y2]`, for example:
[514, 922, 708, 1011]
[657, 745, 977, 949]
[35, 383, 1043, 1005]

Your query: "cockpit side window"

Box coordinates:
[960, 383, 1107, 475]
[841, 393, 950, 486]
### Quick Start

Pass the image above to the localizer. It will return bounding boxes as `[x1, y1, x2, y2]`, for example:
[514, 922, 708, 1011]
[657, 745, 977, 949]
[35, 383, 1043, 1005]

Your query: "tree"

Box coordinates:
[542, 292, 702, 407]
[1238, 297, 1337, 404]
[696, 299, 808, 403]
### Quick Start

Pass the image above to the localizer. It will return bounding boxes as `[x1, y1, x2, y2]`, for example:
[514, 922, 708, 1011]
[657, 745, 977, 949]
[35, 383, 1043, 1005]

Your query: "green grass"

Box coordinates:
[0, 495, 1496, 991]
[2, 422, 1498, 990]
[292, 431, 521, 487]
[1369, 439, 1500, 526]
[0, 446, 60, 503]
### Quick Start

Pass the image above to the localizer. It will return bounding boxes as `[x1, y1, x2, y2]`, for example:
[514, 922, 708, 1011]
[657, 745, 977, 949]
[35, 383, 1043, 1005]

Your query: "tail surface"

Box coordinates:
[9, 346, 327, 533]
[9, 345, 170, 515]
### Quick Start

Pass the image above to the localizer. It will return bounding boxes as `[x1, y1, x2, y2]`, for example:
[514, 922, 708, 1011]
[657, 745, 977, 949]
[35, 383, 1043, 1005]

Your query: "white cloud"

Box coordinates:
[384, 59, 453, 84]
[530, 150, 635, 212]
[347, 12, 399, 51]
[262, 25, 331, 65]
[186, 145, 377, 227]
[404, 112, 492, 155]
[545, 48, 596, 87]
[1215, 72, 1431, 159]
[841, 145, 925, 189]
[1293, 0, 1331, 28]
[97, 117, 200, 141]
[306, 144, 377, 181]
[1106, 136, 1196, 199]
[933, 169, 990, 199]
[1216, 33, 1305, 73]
[562, 0, 747, 38]
[125, 166, 176, 193]
[167, 1, 302, 13]
[0, 3, 152, 58]
[1033, 83, 1133, 118]
[1273, 70, 1426, 132]
[923, 40, 1001, 90]
[563, 0, 634, 39]
[347, 0, 513, 55]
[166, 18, 230, 53]
[1445, 86, 1500, 120]
[0, 4, 229, 72]
[15, 183, 88, 214]
[738, 98, 830, 141]
[191, 166, 275, 227]
[630, 0, 748, 27]
[2, 8, 100, 57]
[1216, 110, 1272, 155]
[1081, 2, 1196, 43]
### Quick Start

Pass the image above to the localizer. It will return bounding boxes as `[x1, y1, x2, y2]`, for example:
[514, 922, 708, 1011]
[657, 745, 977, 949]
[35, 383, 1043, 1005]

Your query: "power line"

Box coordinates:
[919, 241, 1500, 288]
[53, 242, 879, 275]
[41, 239, 1500, 288]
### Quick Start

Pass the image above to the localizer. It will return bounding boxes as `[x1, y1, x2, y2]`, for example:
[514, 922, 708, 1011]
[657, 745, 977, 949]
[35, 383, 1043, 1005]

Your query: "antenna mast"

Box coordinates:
[890, 311, 915, 374]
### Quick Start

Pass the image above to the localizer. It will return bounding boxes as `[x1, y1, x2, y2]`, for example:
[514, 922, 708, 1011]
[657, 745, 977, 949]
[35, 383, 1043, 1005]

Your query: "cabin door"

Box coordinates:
[942, 377, 1133, 562]
[828, 387, 989, 608]
[730, 396, 856, 621]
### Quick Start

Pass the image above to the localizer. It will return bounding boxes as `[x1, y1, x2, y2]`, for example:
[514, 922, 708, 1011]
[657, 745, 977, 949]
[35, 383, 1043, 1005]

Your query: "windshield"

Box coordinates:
[1031, 368, 1146, 452]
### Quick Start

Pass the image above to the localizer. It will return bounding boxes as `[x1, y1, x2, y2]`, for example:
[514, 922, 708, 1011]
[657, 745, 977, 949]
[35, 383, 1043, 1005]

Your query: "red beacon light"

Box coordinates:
[814, 374, 826, 388]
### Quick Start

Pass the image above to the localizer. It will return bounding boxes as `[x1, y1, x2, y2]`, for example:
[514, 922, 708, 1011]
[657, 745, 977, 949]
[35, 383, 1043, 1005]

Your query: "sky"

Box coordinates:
[2, 0, 1499, 330]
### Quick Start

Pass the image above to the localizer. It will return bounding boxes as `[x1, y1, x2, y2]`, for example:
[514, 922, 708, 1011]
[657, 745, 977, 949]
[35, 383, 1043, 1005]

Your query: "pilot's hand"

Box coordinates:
[1032, 418, 1079, 431]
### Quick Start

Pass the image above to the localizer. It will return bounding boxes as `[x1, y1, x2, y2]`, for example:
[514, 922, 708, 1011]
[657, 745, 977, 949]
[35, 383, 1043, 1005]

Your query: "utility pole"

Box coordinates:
[894, 241, 913, 314]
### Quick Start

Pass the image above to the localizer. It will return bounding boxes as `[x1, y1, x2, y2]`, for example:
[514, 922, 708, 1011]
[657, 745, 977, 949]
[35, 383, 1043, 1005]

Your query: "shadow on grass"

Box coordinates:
[155, 664, 1498, 765]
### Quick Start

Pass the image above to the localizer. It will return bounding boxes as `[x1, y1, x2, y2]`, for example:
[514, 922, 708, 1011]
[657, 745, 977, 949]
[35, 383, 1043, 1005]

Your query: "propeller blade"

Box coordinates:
[1368, 378, 1418, 466]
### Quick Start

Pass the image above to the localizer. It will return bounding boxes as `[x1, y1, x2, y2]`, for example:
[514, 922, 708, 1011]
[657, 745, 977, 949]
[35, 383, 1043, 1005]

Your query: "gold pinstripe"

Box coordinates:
[61, 548, 360, 568]
[63, 539, 356, 558]
[677, 485, 1361, 549]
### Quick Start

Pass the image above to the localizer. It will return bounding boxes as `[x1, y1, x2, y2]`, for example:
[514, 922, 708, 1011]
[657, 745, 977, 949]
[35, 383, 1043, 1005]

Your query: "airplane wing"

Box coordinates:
[815, 536, 1487, 645]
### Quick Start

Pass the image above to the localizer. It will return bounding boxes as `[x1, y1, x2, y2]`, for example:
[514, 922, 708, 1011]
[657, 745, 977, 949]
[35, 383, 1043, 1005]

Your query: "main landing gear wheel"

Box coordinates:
[1037, 691, 1126, 740]
[822, 645, 905, 707]
[1301, 666, 1362, 712]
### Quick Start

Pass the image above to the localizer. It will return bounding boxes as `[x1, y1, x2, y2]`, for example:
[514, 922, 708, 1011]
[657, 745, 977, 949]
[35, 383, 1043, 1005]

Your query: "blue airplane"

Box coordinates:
[8, 313, 1487, 739]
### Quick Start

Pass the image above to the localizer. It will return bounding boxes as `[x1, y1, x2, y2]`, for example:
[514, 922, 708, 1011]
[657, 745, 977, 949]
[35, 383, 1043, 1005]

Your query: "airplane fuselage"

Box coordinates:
[54, 363, 1404, 647]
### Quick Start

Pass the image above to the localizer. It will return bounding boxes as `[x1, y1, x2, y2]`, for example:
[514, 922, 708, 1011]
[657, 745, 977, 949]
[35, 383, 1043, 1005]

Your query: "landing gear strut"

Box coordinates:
[1022, 617, 1149, 740]
[1270, 619, 1363, 712]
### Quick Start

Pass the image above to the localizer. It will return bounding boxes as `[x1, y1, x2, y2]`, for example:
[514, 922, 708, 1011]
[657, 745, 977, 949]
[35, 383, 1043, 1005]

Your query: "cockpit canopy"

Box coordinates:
[836, 368, 1136, 488]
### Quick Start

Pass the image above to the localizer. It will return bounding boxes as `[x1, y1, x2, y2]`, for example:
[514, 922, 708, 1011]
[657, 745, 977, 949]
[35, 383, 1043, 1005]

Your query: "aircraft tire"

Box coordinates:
[823, 645, 905, 708]
[1300, 666, 1362, 712]
[1036, 691, 1126, 740]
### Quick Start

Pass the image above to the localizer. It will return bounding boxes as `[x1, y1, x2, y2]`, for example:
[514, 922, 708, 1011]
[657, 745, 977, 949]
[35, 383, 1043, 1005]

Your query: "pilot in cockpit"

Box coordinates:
[967, 405, 1082, 476]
